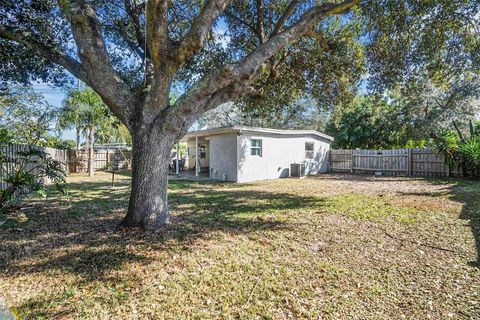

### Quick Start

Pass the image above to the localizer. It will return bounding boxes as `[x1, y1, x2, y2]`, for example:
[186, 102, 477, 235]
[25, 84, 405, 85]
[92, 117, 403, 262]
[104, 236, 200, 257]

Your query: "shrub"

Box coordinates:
[433, 129, 461, 169]
[0, 147, 66, 210]
[458, 137, 480, 177]
[433, 121, 480, 178]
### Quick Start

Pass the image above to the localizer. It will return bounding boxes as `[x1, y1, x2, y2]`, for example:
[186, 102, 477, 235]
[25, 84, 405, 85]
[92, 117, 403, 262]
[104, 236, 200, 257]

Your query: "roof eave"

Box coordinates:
[181, 126, 334, 141]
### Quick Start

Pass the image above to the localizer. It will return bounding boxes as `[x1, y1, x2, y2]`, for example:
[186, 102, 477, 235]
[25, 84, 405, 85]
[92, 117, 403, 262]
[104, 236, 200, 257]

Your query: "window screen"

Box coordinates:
[251, 139, 262, 156]
[305, 142, 314, 159]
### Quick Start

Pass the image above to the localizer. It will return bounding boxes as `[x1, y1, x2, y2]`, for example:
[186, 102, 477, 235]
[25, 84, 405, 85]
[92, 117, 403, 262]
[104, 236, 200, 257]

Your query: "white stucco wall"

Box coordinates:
[236, 132, 330, 183]
[209, 134, 238, 182]
[186, 138, 210, 170]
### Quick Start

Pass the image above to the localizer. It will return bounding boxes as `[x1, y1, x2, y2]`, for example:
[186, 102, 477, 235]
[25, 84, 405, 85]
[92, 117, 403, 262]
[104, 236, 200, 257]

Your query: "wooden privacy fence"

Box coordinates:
[1, 143, 132, 191]
[329, 148, 462, 177]
[0, 143, 69, 197]
[67, 149, 132, 173]
[0, 143, 134, 201]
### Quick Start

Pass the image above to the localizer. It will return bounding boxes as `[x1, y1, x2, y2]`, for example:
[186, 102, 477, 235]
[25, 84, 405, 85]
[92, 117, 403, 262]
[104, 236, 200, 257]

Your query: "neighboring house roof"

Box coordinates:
[181, 126, 334, 141]
[80, 143, 132, 151]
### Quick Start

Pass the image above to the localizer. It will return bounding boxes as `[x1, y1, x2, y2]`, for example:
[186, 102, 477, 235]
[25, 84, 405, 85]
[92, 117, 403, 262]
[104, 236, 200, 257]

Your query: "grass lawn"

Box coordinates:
[0, 172, 479, 319]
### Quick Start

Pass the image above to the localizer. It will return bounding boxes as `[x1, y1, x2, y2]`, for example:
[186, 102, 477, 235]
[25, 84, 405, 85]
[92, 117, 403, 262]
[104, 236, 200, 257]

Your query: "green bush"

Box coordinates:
[458, 137, 480, 177]
[433, 129, 461, 169]
[0, 147, 66, 210]
[433, 121, 480, 178]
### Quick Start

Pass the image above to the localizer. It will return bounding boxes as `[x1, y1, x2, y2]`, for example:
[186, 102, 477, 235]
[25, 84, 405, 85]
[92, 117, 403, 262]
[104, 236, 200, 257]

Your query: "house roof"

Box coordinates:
[80, 143, 132, 151]
[181, 126, 334, 141]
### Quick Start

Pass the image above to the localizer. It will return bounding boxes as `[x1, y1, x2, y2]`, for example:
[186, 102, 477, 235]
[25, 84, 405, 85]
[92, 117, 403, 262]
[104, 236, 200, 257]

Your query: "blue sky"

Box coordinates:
[34, 19, 230, 142]
[32, 83, 77, 141]
[32, 14, 365, 142]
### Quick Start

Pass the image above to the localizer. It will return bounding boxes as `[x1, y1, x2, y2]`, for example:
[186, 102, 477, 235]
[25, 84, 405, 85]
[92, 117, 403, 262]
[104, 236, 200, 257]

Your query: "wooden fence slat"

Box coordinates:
[69, 149, 132, 173]
[329, 147, 461, 177]
[0, 143, 69, 199]
[1, 144, 132, 199]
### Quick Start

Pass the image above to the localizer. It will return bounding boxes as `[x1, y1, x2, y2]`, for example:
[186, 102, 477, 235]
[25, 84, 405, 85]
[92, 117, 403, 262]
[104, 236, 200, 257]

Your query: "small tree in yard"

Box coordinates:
[0, 86, 56, 146]
[57, 93, 83, 151]
[0, 1, 477, 230]
[59, 88, 113, 177]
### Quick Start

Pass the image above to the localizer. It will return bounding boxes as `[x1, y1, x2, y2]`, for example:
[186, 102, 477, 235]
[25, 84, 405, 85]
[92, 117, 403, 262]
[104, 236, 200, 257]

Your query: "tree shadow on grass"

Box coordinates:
[36, 248, 149, 282]
[399, 178, 480, 269]
[0, 178, 324, 278]
[450, 180, 480, 269]
[1, 177, 327, 318]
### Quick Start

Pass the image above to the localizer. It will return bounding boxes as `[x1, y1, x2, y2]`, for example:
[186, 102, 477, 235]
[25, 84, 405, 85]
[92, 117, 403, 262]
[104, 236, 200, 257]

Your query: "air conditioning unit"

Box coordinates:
[290, 163, 306, 178]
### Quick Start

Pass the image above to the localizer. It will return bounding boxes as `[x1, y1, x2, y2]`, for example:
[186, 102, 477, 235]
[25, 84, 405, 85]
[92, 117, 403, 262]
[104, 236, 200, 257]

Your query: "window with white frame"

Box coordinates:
[250, 139, 262, 156]
[305, 142, 314, 159]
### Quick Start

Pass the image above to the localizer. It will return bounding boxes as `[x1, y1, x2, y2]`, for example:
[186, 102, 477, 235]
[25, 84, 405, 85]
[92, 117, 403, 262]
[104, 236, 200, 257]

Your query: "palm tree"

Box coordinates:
[96, 118, 132, 146]
[58, 88, 112, 177]
[57, 98, 82, 150]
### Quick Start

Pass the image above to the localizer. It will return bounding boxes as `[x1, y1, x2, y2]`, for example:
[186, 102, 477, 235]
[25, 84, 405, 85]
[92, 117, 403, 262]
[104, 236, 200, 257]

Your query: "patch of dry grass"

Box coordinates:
[0, 172, 479, 319]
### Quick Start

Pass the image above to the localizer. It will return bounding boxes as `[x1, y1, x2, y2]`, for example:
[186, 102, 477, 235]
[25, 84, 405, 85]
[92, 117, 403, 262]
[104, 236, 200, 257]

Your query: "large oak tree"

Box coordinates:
[0, 0, 478, 230]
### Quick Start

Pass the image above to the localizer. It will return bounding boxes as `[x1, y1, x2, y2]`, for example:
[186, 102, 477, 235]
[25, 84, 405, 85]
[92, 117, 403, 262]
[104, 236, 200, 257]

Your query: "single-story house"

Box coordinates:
[179, 126, 333, 183]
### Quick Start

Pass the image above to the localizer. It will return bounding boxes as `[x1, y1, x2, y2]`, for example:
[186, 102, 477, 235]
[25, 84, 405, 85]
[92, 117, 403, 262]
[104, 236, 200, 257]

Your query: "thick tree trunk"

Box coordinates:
[121, 129, 174, 230]
[88, 126, 95, 177]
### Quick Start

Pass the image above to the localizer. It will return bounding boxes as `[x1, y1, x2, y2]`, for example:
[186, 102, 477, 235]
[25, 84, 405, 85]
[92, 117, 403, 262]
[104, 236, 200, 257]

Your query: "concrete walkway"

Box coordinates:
[168, 171, 211, 182]
[0, 298, 14, 320]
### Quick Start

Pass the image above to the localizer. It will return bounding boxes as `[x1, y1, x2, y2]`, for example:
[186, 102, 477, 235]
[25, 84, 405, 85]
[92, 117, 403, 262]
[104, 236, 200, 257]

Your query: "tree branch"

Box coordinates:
[109, 21, 145, 59]
[0, 25, 87, 82]
[271, 0, 299, 37]
[224, 10, 257, 34]
[147, 0, 169, 72]
[224, 9, 258, 36]
[256, 0, 266, 44]
[172, 0, 359, 124]
[304, 28, 330, 51]
[124, 0, 146, 51]
[61, 0, 139, 127]
[173, 0, 232, 69]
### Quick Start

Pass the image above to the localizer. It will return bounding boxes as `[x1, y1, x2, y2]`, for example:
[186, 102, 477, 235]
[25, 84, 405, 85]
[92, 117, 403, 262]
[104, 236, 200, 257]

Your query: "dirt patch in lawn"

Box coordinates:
[0, 172, 479, 319]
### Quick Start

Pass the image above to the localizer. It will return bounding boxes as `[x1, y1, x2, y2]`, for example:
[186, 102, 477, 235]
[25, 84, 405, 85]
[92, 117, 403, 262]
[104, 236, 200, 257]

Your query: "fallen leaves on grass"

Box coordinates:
[0, 172, 479, 319]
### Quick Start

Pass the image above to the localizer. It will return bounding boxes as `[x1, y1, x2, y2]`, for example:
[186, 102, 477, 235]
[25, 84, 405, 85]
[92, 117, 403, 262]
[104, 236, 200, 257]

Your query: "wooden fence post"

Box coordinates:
[350, 149, 354, 173]
[328, 149, 331, 172]
[72, 150, 76, 173]
[328, 147, 460, 177]
[407, 148, 412, 176]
